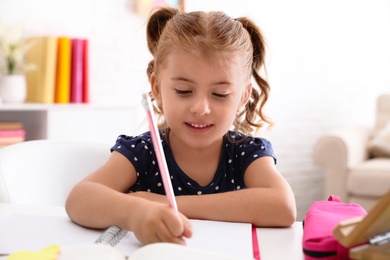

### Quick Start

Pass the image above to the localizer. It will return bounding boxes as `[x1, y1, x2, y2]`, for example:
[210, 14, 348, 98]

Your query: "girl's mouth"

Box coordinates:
[189, 123, 210, 128]
[185, 122, 213, 132]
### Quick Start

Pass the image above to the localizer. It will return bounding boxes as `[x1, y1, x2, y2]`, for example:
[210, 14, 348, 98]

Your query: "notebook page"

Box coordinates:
[114, 219, 253, 258]
[0, 214, 252, 258]
[187, 219, 253, 259]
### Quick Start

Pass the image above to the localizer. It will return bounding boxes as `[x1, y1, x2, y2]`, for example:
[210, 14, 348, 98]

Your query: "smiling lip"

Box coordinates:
[185, 122, 213, 132]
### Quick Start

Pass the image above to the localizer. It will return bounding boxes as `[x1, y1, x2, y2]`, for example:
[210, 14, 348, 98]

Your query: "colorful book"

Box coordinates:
[70, 38, 84, 103]
[0, 136, 25, 146]
[54, 37, 72, 103]
[0, 121, 23, 130]
[25, 36, 58, 103]
[82, 39, 89, 103]
[0, 129, 26, 138]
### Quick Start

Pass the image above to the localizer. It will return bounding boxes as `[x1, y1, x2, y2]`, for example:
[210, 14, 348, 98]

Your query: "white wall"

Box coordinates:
[1, 0, 389, 220]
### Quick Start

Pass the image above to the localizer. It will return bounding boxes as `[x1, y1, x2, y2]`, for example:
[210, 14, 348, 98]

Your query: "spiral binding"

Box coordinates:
[95, 226, 128, 247]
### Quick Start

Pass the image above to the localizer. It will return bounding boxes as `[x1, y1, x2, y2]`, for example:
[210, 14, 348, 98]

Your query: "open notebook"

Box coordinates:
[0, 213, 254, 259]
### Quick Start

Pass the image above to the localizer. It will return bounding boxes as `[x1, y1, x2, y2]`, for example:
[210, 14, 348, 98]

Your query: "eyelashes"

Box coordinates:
[175, 89, 191, 95]
[212, 93, 230, 98]
[174, 89, 230, 98]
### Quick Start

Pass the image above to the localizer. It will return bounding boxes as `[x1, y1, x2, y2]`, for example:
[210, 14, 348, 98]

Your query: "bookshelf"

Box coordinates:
[0, 104, 138, 143]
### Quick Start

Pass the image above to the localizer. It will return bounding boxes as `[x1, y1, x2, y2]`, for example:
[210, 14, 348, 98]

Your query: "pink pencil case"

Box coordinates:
[302, 195, 367, 260]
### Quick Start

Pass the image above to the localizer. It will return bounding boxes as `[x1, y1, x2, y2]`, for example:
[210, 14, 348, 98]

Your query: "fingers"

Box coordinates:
[180, 213, 193, 239]
[133, 202, 192, 245]
[155, 229, 188, 245]
[160, 211, 192, 243]
[152, 210, 191, 244]
[135, 227, 187, 245]
[163, 211, 184, 237]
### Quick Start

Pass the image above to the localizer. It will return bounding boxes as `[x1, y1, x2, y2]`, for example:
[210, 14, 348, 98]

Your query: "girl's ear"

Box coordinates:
[240, 83, 252, 107]
[150, 72, 162, 107]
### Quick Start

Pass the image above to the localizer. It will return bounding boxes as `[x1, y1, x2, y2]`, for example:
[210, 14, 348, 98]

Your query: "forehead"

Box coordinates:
[159, 50, 248, 86]
[163, 48, 241, 72]
[171, 49, 237, 69]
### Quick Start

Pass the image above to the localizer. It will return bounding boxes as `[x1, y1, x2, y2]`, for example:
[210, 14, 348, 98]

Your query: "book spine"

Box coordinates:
[55, 37, 71, 103]
[0, 136, 25, 145]
[0, 129, 26, 138]
[0, 121, 23, 130]
[25, 36, 57, 103]
[25, 37, 43, 103]
[70, 39, 84, 103]
[82, 39, 89, 103]
[42, 36, 57, 103]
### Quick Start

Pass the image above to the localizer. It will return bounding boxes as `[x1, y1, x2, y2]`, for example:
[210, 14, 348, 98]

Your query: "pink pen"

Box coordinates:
[142, 93, 179, 213]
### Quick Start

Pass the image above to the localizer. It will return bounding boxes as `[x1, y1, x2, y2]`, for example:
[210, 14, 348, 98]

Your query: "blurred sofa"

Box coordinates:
[313, 94, 390, 211]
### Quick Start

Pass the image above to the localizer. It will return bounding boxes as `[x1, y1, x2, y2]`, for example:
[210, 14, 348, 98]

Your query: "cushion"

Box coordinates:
[369, 121, 390, 157]
[347, 158, 390, 197]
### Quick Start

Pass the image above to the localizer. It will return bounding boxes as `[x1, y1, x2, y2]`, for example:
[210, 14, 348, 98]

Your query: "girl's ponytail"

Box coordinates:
[235, 17, 272, 133]
[146, 8, 179, 79]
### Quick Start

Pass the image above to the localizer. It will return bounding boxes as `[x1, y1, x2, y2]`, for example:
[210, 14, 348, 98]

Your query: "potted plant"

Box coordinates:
[0, 20, 34, 103]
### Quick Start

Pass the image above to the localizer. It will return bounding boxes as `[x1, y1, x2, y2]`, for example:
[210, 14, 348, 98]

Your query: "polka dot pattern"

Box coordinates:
[111, 131, 276, 196]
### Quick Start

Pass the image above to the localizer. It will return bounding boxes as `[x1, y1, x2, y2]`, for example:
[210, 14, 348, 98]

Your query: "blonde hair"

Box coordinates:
[146, 7, 271, 135]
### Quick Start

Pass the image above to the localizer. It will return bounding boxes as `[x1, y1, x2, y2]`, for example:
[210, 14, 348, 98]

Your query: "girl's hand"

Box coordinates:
[130, 200, 192, 245]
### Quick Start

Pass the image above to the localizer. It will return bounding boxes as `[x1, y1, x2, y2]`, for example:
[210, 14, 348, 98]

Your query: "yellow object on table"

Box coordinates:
[7, 244, 60, 260]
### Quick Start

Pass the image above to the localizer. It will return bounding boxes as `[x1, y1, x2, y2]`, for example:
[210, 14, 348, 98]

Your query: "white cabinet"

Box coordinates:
[0, 104, 140, 144]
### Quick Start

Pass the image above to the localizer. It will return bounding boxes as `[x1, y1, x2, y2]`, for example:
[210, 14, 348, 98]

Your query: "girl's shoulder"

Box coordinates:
[110, 131, 157, 158]
[112, 131, 153, 148]
[226, 131, 273, 148]
[225, 131, 276, 163]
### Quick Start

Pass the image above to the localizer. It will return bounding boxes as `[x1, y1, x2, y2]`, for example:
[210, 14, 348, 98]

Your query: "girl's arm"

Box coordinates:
[65, 151, 192, 245]
[180, 156, 296, 226]
[132, 156, 296, 227]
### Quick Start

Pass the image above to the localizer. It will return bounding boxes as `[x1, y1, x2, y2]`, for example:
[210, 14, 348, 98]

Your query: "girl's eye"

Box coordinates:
[175, 89, 192, 95]
[212, 92, 230, 98]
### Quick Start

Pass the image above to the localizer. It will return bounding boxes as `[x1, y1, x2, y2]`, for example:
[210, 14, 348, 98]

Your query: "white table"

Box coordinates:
[0, 203, 304, 259]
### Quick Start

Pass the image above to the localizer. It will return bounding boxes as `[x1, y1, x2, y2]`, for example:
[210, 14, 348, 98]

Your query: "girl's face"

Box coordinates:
[151, 50, 251, 150]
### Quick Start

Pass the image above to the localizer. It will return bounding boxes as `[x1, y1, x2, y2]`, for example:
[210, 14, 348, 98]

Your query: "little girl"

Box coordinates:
[66, 7, 296, 245]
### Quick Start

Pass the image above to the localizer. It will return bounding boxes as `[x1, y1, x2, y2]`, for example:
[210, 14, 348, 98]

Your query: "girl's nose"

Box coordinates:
[190, 97, 211, 116]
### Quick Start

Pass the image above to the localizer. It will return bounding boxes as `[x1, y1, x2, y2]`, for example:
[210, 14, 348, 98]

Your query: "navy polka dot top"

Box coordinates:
[111, 130, 276, 196]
